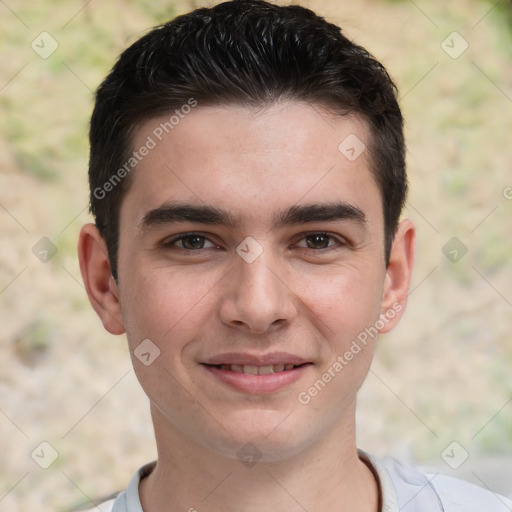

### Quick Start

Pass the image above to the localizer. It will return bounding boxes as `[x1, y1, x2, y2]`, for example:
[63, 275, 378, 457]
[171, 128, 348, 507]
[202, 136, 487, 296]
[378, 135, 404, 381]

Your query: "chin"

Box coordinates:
[217, 412, 312, 462]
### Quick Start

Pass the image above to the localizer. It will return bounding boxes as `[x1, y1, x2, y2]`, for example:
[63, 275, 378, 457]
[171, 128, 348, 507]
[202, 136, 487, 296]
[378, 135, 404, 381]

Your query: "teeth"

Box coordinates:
[258, 365, 274, 375]
[244, 365, 259, 375]
[220, 363, 297, 374]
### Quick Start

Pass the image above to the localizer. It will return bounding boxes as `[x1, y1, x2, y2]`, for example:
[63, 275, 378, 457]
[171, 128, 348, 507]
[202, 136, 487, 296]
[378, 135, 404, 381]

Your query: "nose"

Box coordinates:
[219, 251, 298, 334]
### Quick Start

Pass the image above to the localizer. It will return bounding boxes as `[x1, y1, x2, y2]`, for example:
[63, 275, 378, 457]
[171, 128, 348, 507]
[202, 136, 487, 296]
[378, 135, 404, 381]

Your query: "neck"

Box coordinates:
[140, 401, 379, 512]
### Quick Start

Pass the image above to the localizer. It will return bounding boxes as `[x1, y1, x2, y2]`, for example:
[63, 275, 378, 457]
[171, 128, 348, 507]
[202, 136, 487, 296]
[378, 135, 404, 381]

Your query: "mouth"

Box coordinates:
[206, 363, 309, 375]
[201, 359, 313, 394]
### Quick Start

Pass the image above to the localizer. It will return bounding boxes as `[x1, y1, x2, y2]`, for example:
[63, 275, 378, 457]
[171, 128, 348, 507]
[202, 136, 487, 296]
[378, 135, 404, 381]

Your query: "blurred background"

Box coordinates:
[0, 0, 511, 510]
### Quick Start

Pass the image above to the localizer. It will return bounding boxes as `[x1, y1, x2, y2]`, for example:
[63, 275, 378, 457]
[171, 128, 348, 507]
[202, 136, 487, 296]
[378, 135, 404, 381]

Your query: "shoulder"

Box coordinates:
[375, 455, 512, 512]
[428, 472, 512, 512]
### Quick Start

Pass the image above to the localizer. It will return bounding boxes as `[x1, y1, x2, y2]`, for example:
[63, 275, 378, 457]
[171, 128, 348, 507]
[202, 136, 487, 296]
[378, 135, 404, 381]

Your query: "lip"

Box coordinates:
[203, 351, 309, 366]
[201, 362, 313, 394]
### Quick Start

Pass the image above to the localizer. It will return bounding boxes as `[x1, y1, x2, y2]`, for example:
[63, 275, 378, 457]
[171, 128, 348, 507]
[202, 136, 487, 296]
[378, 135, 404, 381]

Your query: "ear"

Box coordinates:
[78, 223, 125, 335]
[378, 219, 415, 334]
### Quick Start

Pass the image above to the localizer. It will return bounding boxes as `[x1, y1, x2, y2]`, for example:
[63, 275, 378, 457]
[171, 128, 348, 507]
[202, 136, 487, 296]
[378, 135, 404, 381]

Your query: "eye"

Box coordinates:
[295, 233, 341, 250]
[164, 233, 218, 250]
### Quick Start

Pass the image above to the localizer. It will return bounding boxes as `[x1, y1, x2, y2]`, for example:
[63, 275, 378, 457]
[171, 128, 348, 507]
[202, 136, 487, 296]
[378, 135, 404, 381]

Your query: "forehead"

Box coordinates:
[122, 102, 382, 230]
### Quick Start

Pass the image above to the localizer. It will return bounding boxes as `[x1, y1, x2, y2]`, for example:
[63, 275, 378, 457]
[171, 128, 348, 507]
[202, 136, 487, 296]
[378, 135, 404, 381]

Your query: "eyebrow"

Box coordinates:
[140, 203, 236, 231]
[139, 201, 366, 232]
[273, 202, 366, 228]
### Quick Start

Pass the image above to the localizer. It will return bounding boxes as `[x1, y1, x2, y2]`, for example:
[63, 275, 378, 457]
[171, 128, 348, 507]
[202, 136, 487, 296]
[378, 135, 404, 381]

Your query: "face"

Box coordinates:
[80, 101, 414, 462]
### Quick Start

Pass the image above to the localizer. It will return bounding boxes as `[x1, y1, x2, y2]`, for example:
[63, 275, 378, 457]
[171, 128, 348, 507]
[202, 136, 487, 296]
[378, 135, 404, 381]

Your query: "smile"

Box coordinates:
[215, 363, 302, 375]
[202, 362, 312, 394]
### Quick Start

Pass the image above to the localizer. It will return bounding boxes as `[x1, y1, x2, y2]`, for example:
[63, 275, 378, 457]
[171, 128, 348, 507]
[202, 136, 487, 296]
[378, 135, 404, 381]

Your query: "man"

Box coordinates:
[77, 1, 512, 510]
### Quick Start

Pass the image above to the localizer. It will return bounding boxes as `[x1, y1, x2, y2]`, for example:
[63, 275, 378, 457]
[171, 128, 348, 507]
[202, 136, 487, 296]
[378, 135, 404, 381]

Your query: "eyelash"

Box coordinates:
[162, 232, 346, 252]
[162, 232, 219, 251]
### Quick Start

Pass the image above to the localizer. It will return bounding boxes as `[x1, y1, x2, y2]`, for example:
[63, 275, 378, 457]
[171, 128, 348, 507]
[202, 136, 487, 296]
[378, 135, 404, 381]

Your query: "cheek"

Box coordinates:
[119, 264, 224, 350]
[118, 268, 216, 407]
[294, 270, 382, 416]
[292, 263, 385, 337]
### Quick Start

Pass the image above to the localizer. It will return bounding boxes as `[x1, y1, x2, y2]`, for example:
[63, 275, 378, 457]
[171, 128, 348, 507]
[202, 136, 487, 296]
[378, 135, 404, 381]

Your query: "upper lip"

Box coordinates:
[203, 352, 310, 366]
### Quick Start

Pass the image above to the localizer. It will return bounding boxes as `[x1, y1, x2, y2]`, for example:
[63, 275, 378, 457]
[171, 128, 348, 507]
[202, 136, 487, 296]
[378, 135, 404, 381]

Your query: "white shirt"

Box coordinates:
[81, 453, 512, 512]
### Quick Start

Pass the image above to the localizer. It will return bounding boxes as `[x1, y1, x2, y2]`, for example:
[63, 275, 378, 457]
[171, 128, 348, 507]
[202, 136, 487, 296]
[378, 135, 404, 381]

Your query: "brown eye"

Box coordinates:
[180, 235, 206, 250]
[303, 233, 334, 249]
[164, 233, 217, 250]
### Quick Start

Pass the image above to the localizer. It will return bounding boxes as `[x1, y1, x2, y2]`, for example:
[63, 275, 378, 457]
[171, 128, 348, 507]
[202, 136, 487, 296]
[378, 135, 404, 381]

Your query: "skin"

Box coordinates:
[78, 102, 415, 512]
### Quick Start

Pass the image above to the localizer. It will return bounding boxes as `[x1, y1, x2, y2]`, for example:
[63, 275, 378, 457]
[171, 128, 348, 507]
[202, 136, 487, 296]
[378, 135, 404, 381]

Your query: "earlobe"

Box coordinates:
[78, 223, 126, 335]
[378, 219, 415, 334]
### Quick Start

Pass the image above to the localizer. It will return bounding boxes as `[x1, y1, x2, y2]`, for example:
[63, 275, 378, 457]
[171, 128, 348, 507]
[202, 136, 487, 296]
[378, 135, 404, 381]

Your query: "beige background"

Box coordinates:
[0, 1, 511, 510]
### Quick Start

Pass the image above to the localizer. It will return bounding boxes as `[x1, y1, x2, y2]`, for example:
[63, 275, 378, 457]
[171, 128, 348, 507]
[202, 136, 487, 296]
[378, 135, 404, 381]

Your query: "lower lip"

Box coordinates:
[202, 364, 312, 394]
